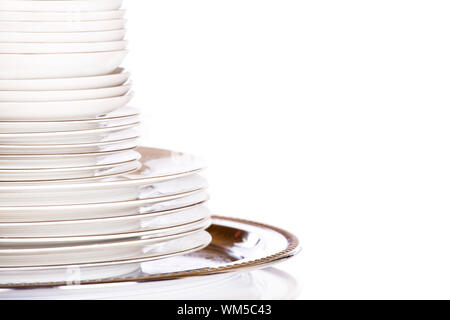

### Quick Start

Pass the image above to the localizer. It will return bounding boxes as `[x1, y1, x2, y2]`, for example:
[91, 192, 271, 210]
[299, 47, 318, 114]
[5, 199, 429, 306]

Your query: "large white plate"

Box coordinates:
[0, 172, 207, 206]
[0, 0, 123, 12]
[0, 19, 126, 32]
[0, 9, 126, 21]
[0, 216, 211, 246]
[0, 201, 210, 238]
[0, 68, 129, 91]
[0, 83, 130, 102]
[0, 40, 127, 54]
[0, 93, 133, 120]
[0, 158, 140, 182]
[0, 108, 138, 133]
[0, 50, 127, 80]
[0, 228, 211, 268]
[0, 149, 140, 169]
[0, 136, 139, 155]
[0, 189, 208, 223]
[0, 230, 211, 285]
[0, 29, 126, 43]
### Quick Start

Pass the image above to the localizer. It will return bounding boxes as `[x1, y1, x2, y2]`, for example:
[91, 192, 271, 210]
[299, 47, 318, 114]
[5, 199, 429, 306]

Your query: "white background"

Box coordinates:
[124, 0, 450, 299]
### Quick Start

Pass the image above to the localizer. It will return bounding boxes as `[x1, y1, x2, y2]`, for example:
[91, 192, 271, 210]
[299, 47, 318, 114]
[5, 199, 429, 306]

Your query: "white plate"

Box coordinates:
[0, 122, 139, 144]
[0, 50, 127, 80]
[0, 136, 139, 155]
[0, 19, 126, 32]
[0, 172, 207, 206]
[0, 229, 210, 268]
[0, 158, 140, 182]
[0, 0, 123, 12]
[0, 9, 125, 21]
[0, 92, 133, 120]
[0, 68, 129, 91]
[0, 29, 125, 43]
[0, 202, 210, 238]
[0, 189, 208, 223]
[0, 216, 211, 246]
[0, 149, 140, 169]
[0, 40, 127, 54]
[0, 108, 138, 133]
[0, 231, 211, 284]
[0, 83, 130, 102]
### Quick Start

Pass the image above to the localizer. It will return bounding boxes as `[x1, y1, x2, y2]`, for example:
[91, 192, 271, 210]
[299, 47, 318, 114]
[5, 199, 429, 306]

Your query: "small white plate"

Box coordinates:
[0, 108, 138, 133]
[0, 149, 140, 169]
[0, 68, 129, 91]
[0, 228, 211, 268]
[0, 216, 211, 246]
[0, 9, 126, 22]
[0, 83, 130, 102]
[0, 19, 126, 33]
[0, 202, 209, 238]
[0, 93, 133, 120]
[0, 158, 140, 182]
[0, 136, 139, 155]
[0, 123, 139, 144]
[0, 29, 126, 43]
[0, 0, 123, 12]
[0, 50, 127, 80]
[0, 40, 127, 54]
[0, 189, 208, 223]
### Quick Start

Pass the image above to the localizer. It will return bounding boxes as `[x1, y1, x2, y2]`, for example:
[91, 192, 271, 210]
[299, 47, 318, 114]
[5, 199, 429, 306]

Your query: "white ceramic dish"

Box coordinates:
[0, 136, 139, 155]
[0, 50, 127, 80]
[0, 108, 138, 133]
[0, 231, 211, 284]
[0, 229, 211, 268]
[0, 189, 208, 223]
[0, 123, 139, 144]
[0, 158, 140, 182]
[0, 202, 210, 238]
[0, 9, 125, 22]
[0, 172, 207, 206]
[0, 92, 133, 120]
[0, 40, 127, 54]
[0, 149, 140, 169]
[0, 19, 126, 33]
[0, 215, 211, 248]
[0, 83, 130, 102]
[0, 29, 125, 43]
[0, 68, 129, 91]
[0, 0, 123, 12]
[0, 216, 211, 247]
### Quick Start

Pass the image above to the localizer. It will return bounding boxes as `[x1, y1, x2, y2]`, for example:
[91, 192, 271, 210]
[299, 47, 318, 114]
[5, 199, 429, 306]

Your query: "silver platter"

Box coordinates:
[0, 216, 300, 289]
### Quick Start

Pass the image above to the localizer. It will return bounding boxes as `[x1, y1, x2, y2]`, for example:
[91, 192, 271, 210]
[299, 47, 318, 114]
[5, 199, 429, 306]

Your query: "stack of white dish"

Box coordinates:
[0, 0, 211, 285]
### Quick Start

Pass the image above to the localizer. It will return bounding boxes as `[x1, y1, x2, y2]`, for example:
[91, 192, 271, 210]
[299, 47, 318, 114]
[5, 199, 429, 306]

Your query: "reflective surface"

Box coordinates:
[0, 268, 299, 300]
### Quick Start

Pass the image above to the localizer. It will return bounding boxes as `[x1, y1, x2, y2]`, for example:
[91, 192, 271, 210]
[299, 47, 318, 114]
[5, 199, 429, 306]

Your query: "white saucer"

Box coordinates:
[0, 136, 139, 155]
[0, 83, 131, 102]
[0, 68, 129, 91]
[0, 202, 210, 238]
[0, 19, 126, 33]
[0, 149, 140, 169]
[0, 158, 141, 182]
[0, 122, 139, 145]
[0, 50, 127, 80]
[0, 92, 133, 120]
[0, 9, 126, 22]
[0, 189, 208, 223]
[0, 29, 126, 43]
[0, 0, 123, 12]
